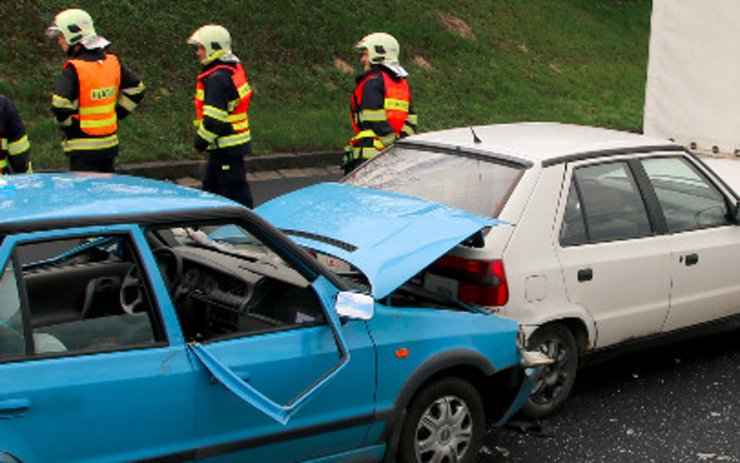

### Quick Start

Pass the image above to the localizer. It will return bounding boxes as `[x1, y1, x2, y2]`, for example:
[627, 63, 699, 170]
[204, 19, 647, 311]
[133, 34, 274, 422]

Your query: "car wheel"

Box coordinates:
[397, 377, 484, 463]
[522, 323, 579, 419]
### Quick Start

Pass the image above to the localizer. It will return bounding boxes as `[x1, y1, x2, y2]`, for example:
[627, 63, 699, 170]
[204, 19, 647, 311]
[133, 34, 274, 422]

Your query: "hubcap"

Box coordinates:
[531, 337, 572, 405]
[414, 395, 473, 463]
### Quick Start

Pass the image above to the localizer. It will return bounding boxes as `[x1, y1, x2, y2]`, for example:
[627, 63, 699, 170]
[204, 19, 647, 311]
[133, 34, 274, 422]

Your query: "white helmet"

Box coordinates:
[188, 25, 232, 64]
[355, 32, 400, 64]
[46, 9, 96, 46]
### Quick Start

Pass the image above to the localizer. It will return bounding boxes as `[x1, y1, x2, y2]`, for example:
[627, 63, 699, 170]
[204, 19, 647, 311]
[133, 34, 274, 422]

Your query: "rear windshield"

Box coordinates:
[343, 145, 525, 218]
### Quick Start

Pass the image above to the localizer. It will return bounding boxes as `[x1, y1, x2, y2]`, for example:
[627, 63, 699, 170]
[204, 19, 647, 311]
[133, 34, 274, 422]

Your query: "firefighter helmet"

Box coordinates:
[187, 25, 232, 64]
[355, 32, 400, 64]
[46, 9, 96, 46]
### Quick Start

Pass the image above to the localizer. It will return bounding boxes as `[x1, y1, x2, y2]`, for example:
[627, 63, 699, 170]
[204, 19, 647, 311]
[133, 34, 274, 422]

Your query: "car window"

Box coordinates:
[344, 145, 524, 218]
[0, 259, 26, 360]
[561, 162, 652, 245]
[149, 223, 326, 343]
[641, 157, 731, 232]
[6, 233, 163, 360]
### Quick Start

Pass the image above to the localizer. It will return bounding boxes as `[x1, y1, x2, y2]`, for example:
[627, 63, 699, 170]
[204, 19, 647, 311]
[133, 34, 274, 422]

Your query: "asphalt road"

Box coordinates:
[250, 171, 740, 463]
[481, 330, 740, 463]
[250, 171, 342, 206]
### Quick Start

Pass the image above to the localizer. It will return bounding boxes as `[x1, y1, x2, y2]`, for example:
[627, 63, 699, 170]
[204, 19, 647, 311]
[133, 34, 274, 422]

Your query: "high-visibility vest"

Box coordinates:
[0, 134, 30, 174]
[65, 54, 121, 136]
[350, 69, 411, 135]
[194, 63, 252, 149]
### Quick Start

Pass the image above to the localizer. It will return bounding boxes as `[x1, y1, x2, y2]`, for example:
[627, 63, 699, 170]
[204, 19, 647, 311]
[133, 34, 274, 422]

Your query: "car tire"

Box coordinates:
[396, 377, 485, 463]
[521, 323, 579, 419]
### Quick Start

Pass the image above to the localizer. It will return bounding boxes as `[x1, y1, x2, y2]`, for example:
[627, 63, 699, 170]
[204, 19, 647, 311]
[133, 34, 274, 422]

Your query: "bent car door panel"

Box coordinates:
[190, 277, 376, 461]
[0, 226, 197, 463]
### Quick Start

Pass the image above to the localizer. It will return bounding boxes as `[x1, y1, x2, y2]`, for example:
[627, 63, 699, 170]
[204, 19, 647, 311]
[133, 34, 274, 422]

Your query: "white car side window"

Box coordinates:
[561, 162, 652, 245]
[641, 157, 731, 232]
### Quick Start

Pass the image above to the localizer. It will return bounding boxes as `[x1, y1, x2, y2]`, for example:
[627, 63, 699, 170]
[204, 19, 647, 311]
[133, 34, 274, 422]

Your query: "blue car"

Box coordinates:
[0, 173, 536, 463]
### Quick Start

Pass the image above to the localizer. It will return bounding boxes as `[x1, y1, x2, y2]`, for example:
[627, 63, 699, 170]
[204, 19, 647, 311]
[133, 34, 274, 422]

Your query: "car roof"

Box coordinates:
[402, 122, 683, 165]
[0, 173, 243, 232]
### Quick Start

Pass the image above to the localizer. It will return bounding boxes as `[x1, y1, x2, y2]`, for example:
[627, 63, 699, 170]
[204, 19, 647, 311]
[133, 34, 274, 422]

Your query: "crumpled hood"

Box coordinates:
[257, 183, 500, 299]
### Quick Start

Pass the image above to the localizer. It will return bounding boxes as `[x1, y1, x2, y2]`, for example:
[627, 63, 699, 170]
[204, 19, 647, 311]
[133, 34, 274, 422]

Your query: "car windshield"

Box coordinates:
[343, 144, 525, 218]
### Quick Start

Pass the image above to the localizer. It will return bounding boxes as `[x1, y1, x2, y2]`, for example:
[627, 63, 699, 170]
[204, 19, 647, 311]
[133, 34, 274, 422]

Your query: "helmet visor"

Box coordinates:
[46, 23, 61, 39]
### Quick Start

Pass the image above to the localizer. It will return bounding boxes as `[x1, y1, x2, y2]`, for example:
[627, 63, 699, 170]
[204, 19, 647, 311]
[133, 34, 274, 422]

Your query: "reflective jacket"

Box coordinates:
[347, 66, 417, 163]
[193, 61, 253, 151]
[51, 48, 145, 156]
[0, 95, 31, 174]
[67, 54, 121, 136]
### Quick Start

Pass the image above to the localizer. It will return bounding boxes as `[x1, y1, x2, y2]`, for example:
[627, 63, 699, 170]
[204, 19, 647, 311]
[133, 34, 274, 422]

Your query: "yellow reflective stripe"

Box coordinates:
[61, 134, 119, 152]
[23, 162, 33, 174]
[360, 109, 386, 122]
[352, 146, 380, 160]
[401, 124, 416, 136]
[406, 114, 418, 125]
[231, 119, 250, 131]
[79, 115, 117, 129]
[52, 94, 78, 110]
[378, 133, 396, 147]
[226, 113, 247, 122]
[351, 129, 377, 142]
[79, 103, 116, 115]
[208, 131, 251, 150]
[121, 81, 145, 96]
[59, 116, 74, 127]
[118, 94, 137, 112]
[385, 98, 409, 111]
[236, 83, 252, 98]
[8, 135, 30, 155]
[197, 124, 218, 143]
[203, 105, 229, 122]
[0, 159, 7, 169]
[0, 138, 6, 150]
[195, 89, 204, 100]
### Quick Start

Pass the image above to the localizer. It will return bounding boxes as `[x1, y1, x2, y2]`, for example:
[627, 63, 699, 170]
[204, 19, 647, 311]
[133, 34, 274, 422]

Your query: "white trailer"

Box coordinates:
[643, 0, 740, 157]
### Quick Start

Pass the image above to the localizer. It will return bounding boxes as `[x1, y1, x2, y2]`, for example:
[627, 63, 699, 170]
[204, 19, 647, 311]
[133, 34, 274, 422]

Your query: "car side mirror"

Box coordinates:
[335, 291, 374, 320]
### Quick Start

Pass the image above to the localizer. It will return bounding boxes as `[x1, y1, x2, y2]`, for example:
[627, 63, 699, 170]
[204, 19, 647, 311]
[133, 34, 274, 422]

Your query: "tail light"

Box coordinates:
[430, 255, 509, 306]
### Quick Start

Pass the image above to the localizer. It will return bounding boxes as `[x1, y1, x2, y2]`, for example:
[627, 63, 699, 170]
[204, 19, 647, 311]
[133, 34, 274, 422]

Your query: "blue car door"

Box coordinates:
[187, 276, 377, 462]
[0, 226, 196, 463]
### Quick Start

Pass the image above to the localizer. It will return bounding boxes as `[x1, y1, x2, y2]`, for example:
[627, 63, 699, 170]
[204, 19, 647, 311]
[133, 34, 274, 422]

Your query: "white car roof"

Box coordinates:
[404, 122, 681, 164]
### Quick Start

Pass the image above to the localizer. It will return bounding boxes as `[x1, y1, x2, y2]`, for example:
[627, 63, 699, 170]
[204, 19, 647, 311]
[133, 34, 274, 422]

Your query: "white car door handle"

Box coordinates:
[684, 253, 699, 266]
[577, 268, 593, 282]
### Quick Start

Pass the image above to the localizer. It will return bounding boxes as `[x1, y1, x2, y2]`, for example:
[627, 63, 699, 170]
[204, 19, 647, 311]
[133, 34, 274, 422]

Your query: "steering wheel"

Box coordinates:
[153, 248, 183, 292]
[120, 265, 145, 314]
[119, 249, 183, 314]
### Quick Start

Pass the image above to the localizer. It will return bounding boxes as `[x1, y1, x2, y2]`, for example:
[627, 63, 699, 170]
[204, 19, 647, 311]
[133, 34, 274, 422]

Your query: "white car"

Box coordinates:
[304, 122, 740, 417]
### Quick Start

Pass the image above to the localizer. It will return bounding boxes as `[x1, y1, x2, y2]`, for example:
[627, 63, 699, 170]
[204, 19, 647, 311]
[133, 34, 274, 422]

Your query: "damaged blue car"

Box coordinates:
[0, 174, 538, 463]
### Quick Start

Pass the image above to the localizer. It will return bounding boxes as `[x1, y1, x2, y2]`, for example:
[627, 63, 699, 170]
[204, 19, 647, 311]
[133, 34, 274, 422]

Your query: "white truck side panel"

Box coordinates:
[643, 0, 740, 156]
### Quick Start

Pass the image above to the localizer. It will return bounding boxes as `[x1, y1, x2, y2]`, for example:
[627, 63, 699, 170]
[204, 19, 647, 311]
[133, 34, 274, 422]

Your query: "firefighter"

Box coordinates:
[187, 24, 254, 208]
[0, 95, 32, 174]
[344, 32, 417, 174]
[47, 9, 145, 173]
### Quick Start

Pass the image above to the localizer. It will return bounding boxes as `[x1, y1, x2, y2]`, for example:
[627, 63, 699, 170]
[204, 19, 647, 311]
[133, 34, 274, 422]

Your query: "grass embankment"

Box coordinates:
[0, 0, 652, 170]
